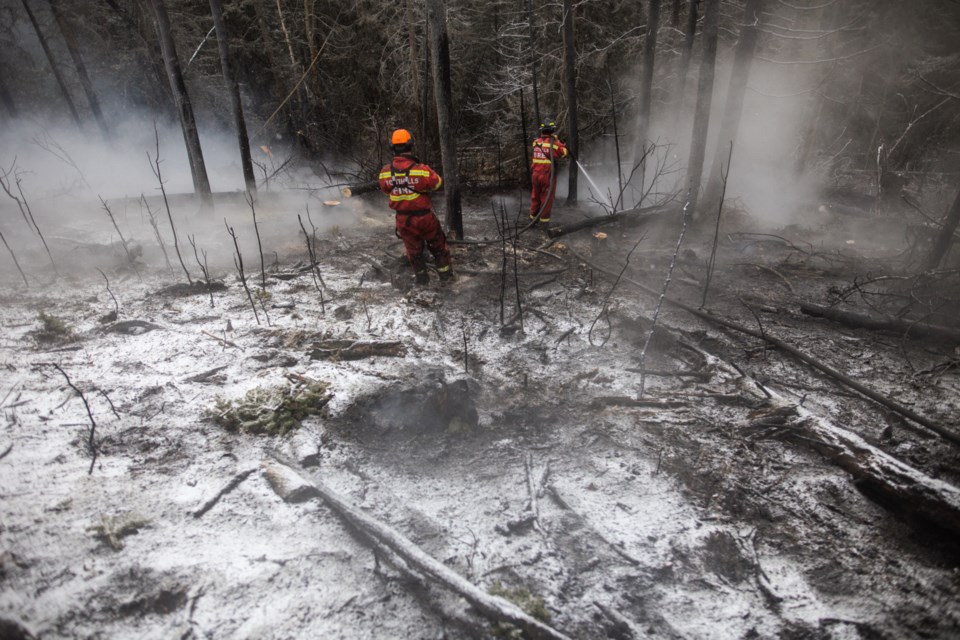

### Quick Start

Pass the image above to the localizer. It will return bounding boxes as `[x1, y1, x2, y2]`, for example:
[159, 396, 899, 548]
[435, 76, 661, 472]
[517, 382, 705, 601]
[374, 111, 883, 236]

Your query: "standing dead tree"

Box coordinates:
[0, 161, 57, 274]
[425, 0, 463, 238]
[46, 363, 99, 475]
[562, 0, 579, 204]
[0, 230, 29, 286]
[701, 142, 732, 308]
[20, 0, 81, 127]
[684, 0, 720, 216]
[208, 0, 256, 194]
[225, 221, 261, 325]
[636, 0, 661, 154]
[99, 196, 141, 281]
[148, 124, 192, 284]
[147, 0, 212, 206]
[48, 0, 109, 139]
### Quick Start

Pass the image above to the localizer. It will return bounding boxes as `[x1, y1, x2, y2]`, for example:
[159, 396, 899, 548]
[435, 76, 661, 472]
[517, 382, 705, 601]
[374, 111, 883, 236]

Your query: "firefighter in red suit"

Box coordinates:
[530, 118, 569, 224]
[379, 129, 453, 285]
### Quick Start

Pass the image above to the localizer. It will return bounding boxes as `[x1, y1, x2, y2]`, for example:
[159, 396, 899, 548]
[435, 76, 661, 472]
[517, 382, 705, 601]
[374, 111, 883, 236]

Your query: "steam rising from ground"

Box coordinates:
[0, 114, 381, 282]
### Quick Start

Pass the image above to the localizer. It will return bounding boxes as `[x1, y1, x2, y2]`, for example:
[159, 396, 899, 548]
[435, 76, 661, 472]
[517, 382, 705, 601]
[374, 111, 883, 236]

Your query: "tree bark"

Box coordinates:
[702, 0, 763, 208]
[562, 0, 578, 203]
[636, 0, 661, 151]
[670, 0, 682, 29]
[0, 66, 17, 118]
[425, 0, 463, 238]
[525, 0, 541, 125]
[147, 0, 212, 205]
[923, 186, 960, 271]
[48, 0, 109, 138]
[20, 0, 81, 127]
[671, 0, 698, 125]
[209, 0, 257, 194]
[800, 301, 960, 342]
[684, 0, 719, 216]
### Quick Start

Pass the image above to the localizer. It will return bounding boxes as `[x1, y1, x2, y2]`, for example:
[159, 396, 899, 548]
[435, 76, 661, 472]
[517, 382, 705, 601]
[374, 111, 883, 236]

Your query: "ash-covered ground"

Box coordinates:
[1, 191, 959, 639]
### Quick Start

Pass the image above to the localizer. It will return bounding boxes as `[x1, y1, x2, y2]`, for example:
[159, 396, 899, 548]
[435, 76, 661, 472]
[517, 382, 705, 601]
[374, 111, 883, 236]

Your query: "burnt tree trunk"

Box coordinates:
[147, 0, 212, 205]
[425, 0, 463, 238]
[209, 0, 256, 194]
[0, 66, 17, 118]
[670, 0, 682, 28]
[48, 0, 109, 138]
[702, 0, 763, 208]
[636, 0, 661, 152]
[525, 0, 541, 124]
[20, 0, 81, 127]
[100, 0, 173, 114]
[562, 0, 579, 203]
[671, 0, 698, 126]
[684, 0, 719, 215]
[923, 187, 960, 271]
[251, 0, 302, 152]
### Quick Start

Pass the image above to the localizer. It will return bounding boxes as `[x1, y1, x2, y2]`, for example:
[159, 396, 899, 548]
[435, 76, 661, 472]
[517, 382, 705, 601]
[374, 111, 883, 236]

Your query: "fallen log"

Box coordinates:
[799, 302, 960, 343]
[261, 459, 572, 640]
[308, 340, 406, 361]
[546, 203, 672, 238]
[751, 388, 960, 538]
[569, 247, 960, 448]
[590, 396, 686, 409]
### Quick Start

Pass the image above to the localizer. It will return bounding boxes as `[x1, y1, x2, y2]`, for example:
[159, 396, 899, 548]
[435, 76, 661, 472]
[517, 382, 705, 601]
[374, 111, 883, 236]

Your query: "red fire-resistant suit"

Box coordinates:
[530, 135, 569, 223]
[378, 154, 452, 278]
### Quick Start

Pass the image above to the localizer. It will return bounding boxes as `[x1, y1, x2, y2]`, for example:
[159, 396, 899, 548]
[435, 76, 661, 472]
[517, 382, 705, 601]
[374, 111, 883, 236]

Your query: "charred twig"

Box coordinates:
[0, 229, 28, 286]
[193, 467, 257, 518]
[148, 122, 192, 284]
[297, 212, 325, 313]
[462, 323, 469, 374]
[201, 329, 241, 350]
[46, 363, 99, 474]
[245, 191, 267, 289]
[99, 196, 141, 280]
[736, 263, 794, 293]
[225, 221, 261, 325]
[97, 389, 122, 420]
[96, 268, 119, 318]
[141, 194, 173, 271]
[188, 235, 215, 308]
[589, 234, 645, 347]
[0, 442, 12, 462]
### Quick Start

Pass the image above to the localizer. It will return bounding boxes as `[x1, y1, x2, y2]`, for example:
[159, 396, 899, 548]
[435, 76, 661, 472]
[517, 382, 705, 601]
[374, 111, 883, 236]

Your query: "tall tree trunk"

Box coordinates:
[702, 0, 763, 207]
[147, 0, 212, 204]
[405, 0, 426, 161]
[48, 0, 109, 138]
[209, 0, 256, 194]
[425, 0, 463, 238]
[671, 0, 698, 127]
[636, 0, 661, 151]
[683, 0, 719, 215]
[525, 0, 541, 125]
[100, 0, 173, 113]
[923, 187, 960, 271]
[20, 0, 81, 127]
[562, 0, 578, 203]
[670, 0, 682, 29]
[251, 0, 301, 152]
[0, 66, 17, 118]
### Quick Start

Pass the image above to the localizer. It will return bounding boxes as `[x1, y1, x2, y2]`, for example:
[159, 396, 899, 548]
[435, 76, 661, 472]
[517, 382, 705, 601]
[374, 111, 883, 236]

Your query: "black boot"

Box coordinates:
[414, 270, 430, 285]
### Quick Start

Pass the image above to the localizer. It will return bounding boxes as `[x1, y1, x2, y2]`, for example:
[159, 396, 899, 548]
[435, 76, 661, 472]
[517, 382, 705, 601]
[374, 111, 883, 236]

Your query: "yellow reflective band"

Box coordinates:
[533, 159, 552, 164]
[389, 193, 422, 201]
[378, 171, 392, 179]
[435, 176, 443, 189]
[539, 218, 550, 223]
[409, 169, 431, 177]
[437, 265, 450, 272]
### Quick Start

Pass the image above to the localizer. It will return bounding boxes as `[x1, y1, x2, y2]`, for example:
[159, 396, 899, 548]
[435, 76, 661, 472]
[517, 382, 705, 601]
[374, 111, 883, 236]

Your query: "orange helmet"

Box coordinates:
[391, 129, 413, 145]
